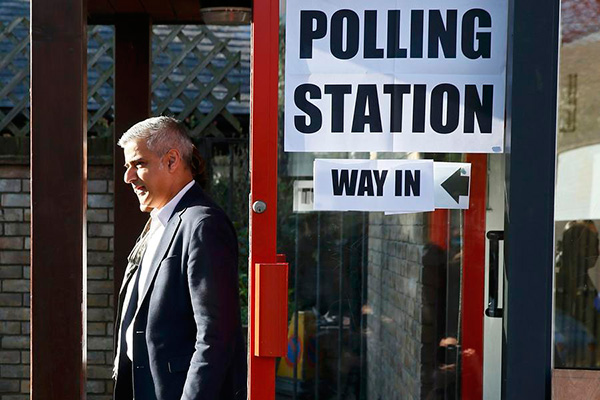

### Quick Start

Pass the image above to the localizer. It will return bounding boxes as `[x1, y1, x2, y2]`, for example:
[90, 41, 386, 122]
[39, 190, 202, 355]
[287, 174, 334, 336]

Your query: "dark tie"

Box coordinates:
[119, 218, 153, 361]
[120, 265, 141, 360]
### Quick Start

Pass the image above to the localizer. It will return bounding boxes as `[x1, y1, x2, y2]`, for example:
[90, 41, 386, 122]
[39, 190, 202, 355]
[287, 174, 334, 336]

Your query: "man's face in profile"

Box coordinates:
[123, 138, 171, 212]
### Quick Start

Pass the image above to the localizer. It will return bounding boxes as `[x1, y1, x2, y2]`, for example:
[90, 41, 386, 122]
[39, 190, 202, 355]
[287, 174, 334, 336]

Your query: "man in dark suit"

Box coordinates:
[113, 116, 247, 400]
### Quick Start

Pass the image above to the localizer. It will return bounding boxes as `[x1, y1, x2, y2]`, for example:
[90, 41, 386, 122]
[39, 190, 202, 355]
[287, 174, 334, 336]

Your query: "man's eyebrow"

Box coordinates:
[124, 157, 144, 168]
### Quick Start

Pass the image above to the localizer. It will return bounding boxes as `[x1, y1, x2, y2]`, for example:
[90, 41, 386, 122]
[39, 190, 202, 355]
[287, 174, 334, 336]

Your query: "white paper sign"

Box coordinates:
[433, 162, 471, 209]
[386, 161, 472, 213]
[314, 159, 435, 211]
[293, 180, 315, 212]
[285, 0, 508, 154]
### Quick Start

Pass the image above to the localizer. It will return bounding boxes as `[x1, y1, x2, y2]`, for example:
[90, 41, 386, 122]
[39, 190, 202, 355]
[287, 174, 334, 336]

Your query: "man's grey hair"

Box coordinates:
[118, 116, 194, 168]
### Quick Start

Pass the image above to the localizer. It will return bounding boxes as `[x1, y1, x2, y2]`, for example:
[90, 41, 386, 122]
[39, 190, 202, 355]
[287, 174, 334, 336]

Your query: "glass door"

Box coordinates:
[248, 0, 561, 398]
[245, 0, 514, 397]
[553, 0, 600, 396]
[271, 150, 504, 399]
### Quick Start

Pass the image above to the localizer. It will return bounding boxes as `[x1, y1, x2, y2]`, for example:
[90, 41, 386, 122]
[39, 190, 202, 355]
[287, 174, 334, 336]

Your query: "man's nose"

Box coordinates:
[124, 167, 136, 184]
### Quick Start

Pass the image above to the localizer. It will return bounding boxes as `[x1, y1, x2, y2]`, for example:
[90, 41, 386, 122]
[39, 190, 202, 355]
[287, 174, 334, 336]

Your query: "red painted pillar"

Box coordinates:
[429, 209, 449, 250]
[462, 153, 487, 400]
[249, 0, 280, 398]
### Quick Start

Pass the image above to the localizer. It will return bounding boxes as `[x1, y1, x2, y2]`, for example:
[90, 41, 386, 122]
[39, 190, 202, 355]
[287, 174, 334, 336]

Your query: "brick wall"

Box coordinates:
[367, 212, 435, 400]
[86, 166, 115, 400]
[0, 166, 30, 400]
[0, 164, 115, 399]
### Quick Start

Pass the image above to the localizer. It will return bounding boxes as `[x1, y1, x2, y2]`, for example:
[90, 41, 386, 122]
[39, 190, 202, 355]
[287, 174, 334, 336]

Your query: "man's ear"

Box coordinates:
[165, 149, 181, 172]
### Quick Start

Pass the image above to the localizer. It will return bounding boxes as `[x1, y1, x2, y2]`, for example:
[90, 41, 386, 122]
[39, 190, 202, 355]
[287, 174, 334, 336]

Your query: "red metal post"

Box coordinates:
[249, 0, 280, 397]
[30, 0, 87, 398]
[462, 153, 487, 400]
[254, 263, 289, 357]
[428, 209, 449, 250]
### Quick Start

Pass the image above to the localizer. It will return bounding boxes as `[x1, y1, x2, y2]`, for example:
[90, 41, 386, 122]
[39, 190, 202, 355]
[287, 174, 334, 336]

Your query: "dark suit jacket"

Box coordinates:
[114, 183, 247, 400]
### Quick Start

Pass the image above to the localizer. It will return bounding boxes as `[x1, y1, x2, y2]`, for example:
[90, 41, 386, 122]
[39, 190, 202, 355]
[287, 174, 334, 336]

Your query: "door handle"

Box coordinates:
[485, 230, 504, 318]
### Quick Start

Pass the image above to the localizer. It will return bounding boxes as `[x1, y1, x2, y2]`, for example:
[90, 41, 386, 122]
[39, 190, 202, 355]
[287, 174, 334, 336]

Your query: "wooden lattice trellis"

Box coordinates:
[0, 17, 29, 137]
[0, 19, 247, 152]
[152, 25, 244, 139]
[87, 25, 115, 137]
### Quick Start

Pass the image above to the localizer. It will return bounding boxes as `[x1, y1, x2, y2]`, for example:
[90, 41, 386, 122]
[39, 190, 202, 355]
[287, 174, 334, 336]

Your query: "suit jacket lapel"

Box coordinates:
[115, 216, 153, 341]
[136, 212, 182, 309]
[114, 245, 143, 357]
[118, 217, 152, 297]
[132, 182, 204, 314]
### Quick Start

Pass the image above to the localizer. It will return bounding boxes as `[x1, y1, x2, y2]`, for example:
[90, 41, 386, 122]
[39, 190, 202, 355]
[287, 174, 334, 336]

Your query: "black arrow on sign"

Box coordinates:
[441, 169, 469, 203]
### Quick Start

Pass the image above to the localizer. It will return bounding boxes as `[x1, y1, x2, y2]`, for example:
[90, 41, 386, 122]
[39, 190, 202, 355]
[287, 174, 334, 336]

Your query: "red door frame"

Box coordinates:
[249, 2, 488, 396]
[462, 153, 487, 399]
[428, 154, 487, 399]
[249, 0, 280, 398]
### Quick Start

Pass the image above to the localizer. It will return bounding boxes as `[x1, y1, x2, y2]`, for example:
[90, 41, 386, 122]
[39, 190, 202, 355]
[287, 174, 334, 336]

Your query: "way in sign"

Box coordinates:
[314, 159, 435, 212]
[332, 169, 421, 197]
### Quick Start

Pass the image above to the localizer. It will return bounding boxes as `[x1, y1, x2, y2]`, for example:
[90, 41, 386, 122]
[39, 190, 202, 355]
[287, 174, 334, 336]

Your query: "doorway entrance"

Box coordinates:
[263, 150, 506, 399]
[246, 0, 559, 398]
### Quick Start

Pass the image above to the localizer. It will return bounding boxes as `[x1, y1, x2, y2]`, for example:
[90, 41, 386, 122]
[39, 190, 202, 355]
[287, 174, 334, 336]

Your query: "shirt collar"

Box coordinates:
[150, 180, 195, 227]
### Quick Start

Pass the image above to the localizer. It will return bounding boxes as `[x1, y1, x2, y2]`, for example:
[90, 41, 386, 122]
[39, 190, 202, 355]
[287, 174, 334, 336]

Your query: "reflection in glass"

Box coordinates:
[555, 221, 600, 368]
[275, 149, 472, 399]
[555, 0, 600, 372]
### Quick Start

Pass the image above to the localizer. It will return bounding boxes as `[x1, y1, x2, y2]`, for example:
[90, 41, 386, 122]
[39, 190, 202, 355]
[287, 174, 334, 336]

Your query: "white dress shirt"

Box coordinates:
[123, 179, 195, 361]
